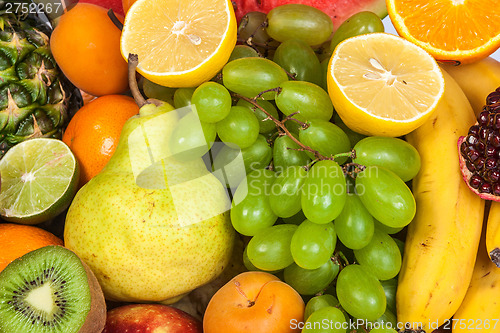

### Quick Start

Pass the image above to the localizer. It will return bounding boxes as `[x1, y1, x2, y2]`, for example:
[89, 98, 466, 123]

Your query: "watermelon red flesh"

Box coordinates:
[232, 0, 388, 31]
[79, 0, 124, 16]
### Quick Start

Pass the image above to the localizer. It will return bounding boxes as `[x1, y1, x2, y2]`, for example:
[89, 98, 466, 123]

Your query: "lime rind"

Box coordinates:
[0, 138, 79, 224]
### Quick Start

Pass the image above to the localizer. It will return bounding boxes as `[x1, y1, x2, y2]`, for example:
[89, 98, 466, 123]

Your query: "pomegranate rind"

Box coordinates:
[458, 136, 500, 202]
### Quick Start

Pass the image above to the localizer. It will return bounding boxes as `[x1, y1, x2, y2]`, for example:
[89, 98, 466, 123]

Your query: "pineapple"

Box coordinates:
[0, 11, 81, 158]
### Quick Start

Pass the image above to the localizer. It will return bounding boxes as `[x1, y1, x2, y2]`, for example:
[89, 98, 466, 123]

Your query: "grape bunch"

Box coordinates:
[142, 4, 418, 332]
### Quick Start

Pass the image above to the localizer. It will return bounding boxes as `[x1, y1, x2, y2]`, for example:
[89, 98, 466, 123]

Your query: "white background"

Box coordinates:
[382, 16, 500, 61]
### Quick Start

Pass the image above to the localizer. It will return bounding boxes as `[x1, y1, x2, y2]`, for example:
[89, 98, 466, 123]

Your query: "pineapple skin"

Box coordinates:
[0, 12, 82, 158]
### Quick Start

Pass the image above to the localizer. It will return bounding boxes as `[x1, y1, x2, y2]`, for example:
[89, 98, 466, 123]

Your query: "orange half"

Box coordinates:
[120, 0, 237, 87]
[386, 0, 500, 64]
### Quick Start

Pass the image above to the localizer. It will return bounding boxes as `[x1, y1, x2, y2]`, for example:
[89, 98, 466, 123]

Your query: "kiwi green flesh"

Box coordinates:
[0, 246, 94, 333]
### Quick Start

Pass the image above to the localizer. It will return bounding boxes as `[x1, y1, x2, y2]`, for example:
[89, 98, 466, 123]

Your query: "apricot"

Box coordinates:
[203, 271, 305, 333]
[50, 3, 129, 96]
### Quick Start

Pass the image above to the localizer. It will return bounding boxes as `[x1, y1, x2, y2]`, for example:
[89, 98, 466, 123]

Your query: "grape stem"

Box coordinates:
[235, 93, 328, 160]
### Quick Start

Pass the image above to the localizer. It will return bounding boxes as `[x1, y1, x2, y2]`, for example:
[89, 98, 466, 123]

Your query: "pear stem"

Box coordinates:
[128, 53, 148, 108]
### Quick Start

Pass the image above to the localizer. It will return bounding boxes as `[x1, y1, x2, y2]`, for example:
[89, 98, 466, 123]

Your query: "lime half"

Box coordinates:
[0, 138, 79, 224]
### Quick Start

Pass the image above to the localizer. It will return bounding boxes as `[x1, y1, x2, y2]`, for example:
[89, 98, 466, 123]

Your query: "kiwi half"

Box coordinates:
[0, 245, 106, 333]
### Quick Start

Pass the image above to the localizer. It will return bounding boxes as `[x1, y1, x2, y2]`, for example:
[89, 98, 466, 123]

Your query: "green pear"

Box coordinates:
[64, 103, 235, 303]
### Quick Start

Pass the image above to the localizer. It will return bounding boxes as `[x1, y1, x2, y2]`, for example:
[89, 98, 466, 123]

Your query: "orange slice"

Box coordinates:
[386, 0, 500, 64]
[120, 0, 237, 87]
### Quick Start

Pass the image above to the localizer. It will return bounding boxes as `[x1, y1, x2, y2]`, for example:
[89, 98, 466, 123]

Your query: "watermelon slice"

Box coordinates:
[232, 0, 388, 31]
[79, 0, 124, 16]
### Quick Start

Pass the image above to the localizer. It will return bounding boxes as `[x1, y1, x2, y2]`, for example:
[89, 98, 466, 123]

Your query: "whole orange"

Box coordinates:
[0, 223, 64, 272]
[203, 271, 305, 333]
[62, 95, 139, 187]
[50, 3, 129, 96]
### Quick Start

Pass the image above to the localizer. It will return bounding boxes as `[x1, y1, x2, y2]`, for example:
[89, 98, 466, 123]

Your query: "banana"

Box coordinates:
[453, 209, 500, 333]
[441, 56, 500, 117]
[398, 70, 485, 331]
[486, 202, 500, 268]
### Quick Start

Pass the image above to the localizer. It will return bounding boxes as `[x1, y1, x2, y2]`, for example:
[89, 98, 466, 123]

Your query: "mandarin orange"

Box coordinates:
[50, 3, 129, 96]
[62, 95, 139, 187]
[386, 0, 500, 64]
[0, 223, 64, 272]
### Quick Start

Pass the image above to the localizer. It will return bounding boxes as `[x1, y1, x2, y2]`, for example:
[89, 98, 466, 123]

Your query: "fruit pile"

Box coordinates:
[0, 0, 499, 332]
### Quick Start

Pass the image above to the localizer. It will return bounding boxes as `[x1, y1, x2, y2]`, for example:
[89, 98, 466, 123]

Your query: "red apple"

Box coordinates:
[102, 304, 203, 333]
[79, 0, 124, 16]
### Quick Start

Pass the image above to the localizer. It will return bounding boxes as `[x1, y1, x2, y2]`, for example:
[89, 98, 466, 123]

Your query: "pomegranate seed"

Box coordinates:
[488, 170, 500, 183]
[480, 182, 492, 194]
[493, 183, 500, 196]
[466, 160, 476, 172]
[485, 145, 497, 157]
[491, 133, 500, 148]
[469, 175, 482, 189]
[486, 91, 500, 105]
[474, 157, 485, 170]
[479, 128, 488, 140]
[468, 125, 480, 135]
[466, 134, 479, 145]
[479, 111, 489, 126]
[476, 141, 486, 152]
[485, 158, 497, 169]
[467, 149, 480, 162]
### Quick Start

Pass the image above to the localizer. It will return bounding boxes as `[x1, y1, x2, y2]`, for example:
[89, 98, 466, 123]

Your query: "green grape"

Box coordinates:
[284, 260, 339, 295]
[329, 11, 385, 54]
[334, 194, 374, 250]
[273, 39, 323, 86]
[353, 136, 421, 182]
[304, 294, 340, 320]
[142, 78, 176, 104]
[191, 82, 231, 123]
[236, 98, 280, 134]
[237, 11, 279, 57]
[275, 81, 333, 121]
[213, 135, 272, 186]
[285, 119, 302, 136]
[319, 57, 329, 91]
[216, 106, 260, 149]
[380, 278, 398, 315]
[222, 57, 288, 99]
[333, 114, 367, 148]
[272, 135, 310, 173]
[228, 45, 260, 62]
[356, 166, 416, 228]
[302, 306, 347, 333]
[169, 111, 215, 161]
[394, 238, 405, 258]
[354, 228, 402, 280]
[243, 245, 281, 274]
[336, 264, 386, 321]
[290, 219, 336, 269]
[335, 239, 356, 264]
[374, 219, 404, 235]
[266, 4, 334, 46]
[368, 308, 398, 331]
[173, 87, 196, 109]
[282, 210, 307, 225]
[269, 166, 307, 218]
[231, 169, 277, 236]
[301, 160, 347, 224]
[298, 119, 351, 164]
[246, 224, 297, 271]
